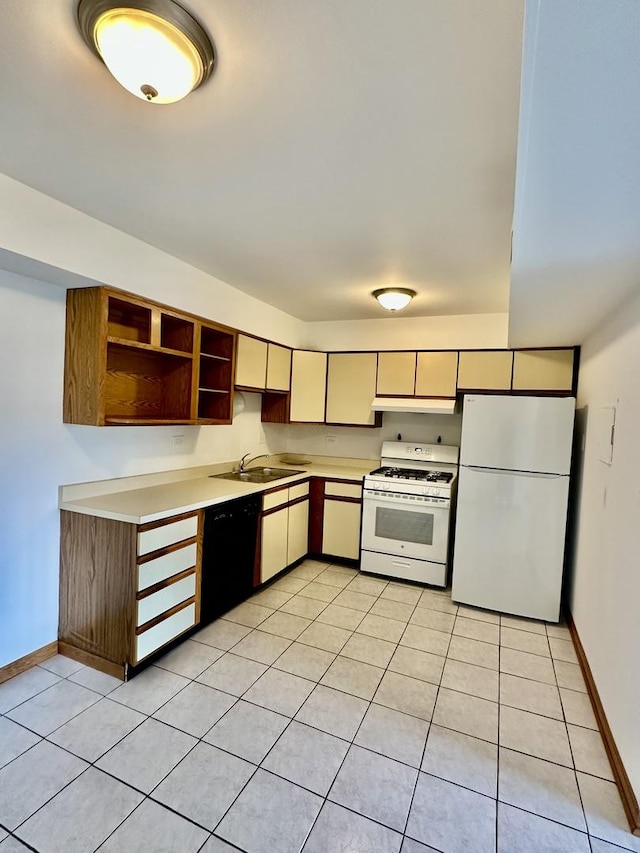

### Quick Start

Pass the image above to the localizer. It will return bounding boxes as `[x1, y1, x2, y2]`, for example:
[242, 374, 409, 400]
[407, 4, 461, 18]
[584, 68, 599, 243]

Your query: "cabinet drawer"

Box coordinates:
[289, 482, 310, 501]
[138, 542, 197, 591]
[263, 488, 290, 511]
[324, 481, 362, 499]
[137, 573, 196, 627]
[135, 602, 196, 663]
[138, 515, 198, 556]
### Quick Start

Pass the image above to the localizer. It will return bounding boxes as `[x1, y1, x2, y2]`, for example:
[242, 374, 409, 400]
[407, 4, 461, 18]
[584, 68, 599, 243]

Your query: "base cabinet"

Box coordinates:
[59, 509, 202, 679]
[322, 499, 362, 560]
[260, 483, 310, 583]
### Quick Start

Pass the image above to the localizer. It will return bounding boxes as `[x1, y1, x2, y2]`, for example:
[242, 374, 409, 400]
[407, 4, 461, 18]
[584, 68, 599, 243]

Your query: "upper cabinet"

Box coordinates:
[326, 352, 380, 426]
[197, 324, 236, 422]
[512, 349, 574, 392]
[266, 343, 292, 392]
[415, 351, 458, 397]
[376, 352, 416, 396]
[235, 334, 268, 389]
[64, 287, 235, 426]
[289, 350, 327, 423]
[457, 350, 513, 391]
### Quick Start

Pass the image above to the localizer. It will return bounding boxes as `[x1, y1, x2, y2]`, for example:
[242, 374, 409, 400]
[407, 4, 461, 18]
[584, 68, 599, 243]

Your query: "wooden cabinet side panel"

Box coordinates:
[59, 511, 136, 665]
[415, 351, 458, 397]
[63, 288, 107, 425]
[326, 353, 378, 425]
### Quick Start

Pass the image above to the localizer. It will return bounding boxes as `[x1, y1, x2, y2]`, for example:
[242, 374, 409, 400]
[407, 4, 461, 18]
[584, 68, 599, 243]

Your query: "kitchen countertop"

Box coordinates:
[58, 459, 376, 525]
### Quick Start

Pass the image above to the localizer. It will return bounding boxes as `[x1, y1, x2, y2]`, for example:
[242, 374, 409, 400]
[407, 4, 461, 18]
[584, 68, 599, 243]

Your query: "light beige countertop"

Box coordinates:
[58, 456, 376, 525]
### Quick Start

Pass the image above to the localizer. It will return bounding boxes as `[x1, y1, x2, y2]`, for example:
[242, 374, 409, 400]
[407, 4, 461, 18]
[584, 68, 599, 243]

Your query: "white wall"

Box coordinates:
[570, 285, 640, 799]
[0, 175, 305, 347]
[306, 313, 508, 352]
[0, 269, 294, 668]
[509, 0, 640, 347]
[286, 413, 461, 462]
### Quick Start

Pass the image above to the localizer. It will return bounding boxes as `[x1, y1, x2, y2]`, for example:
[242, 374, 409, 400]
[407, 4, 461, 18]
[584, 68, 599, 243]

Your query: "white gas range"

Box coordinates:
[361, 441, 459, 586]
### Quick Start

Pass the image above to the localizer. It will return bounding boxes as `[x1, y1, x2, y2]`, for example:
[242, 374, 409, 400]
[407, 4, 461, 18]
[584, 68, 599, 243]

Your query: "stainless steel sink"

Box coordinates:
[210, 467, 304, 484]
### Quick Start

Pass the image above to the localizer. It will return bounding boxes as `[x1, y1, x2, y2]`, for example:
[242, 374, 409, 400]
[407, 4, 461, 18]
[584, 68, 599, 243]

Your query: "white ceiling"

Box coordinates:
[0, 0, 524, 322]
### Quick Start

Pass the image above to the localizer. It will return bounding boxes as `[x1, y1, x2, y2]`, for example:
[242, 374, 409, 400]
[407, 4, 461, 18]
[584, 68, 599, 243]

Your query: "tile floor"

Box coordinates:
[1, 559, 638, 853]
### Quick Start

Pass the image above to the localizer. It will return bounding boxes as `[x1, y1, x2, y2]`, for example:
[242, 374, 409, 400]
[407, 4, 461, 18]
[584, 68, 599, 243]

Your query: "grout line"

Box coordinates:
[1, 562, 629, 853]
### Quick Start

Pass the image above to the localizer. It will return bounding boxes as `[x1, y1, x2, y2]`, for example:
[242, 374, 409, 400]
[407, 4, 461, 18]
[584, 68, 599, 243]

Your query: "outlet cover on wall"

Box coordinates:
[172, 434, 185, 447]
[325, 435, 337, 445]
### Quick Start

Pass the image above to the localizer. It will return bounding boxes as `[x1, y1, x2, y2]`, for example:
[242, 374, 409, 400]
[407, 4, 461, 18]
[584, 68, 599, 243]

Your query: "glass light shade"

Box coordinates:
[93, 8, 204, 103]
[373, 288, 416, 311]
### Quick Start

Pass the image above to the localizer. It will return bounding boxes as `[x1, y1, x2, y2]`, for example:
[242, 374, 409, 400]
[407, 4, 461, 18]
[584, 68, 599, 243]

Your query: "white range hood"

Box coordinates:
[371, 397, 457, 415]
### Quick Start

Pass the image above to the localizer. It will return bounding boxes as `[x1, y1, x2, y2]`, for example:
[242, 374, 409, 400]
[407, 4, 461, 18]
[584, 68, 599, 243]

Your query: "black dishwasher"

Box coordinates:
[200, 494, 262, 625]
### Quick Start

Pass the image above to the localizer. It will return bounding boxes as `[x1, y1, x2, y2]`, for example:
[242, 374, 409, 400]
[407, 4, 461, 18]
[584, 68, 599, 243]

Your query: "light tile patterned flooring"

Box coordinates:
[1, 559, 638, 853]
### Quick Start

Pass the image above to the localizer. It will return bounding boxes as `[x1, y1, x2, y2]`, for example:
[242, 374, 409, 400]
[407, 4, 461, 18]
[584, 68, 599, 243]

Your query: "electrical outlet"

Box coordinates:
[258, 429, 267, 446]
[172, 434, 185, 447]
[326, 435, 337, 445]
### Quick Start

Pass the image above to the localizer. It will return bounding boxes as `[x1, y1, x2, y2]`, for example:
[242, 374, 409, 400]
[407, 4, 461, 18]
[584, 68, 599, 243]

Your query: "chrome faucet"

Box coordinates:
[238, 452, 270, 473]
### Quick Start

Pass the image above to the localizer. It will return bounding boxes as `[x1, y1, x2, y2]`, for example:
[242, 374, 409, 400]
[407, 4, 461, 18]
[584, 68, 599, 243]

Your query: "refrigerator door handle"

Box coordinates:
[465, 466, 565, 479]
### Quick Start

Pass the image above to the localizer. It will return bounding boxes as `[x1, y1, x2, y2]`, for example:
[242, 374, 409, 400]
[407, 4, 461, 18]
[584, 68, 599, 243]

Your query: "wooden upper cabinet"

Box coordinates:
[64, 286, 236, 426]
[326, 352, 378, 426]
[415, 352, 458, 397]
[512, 349, 574, 392]
[235, 335, 268, 389]
[266, 343, 292, 392]
[289, 350, 327, 423]
[457, 350, 513, 391]
[376, 352, 416, 396]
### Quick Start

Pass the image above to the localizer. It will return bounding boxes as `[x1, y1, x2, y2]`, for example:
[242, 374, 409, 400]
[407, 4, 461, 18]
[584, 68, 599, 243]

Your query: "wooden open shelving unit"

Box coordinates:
[64, 287, 236, 426]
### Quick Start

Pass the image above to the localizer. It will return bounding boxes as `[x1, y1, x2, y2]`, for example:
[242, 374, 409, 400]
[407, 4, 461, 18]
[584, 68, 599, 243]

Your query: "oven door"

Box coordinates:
[361, 490, 450, 563]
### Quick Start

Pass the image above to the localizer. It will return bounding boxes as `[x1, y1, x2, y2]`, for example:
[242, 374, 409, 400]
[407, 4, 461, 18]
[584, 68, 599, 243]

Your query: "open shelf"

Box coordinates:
[195, 323, 235, 424]
[161, 313, 195, 354]
[107, 336, 193, 360]
[108, 296, 151, 344]
[105, 342, 193, 424]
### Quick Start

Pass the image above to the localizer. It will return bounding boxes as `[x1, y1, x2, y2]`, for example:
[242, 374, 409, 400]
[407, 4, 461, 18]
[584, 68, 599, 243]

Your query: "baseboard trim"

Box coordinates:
[0, 641, 59, 684]
[568, 614, 640, 836]
[58, 643, 124, 681]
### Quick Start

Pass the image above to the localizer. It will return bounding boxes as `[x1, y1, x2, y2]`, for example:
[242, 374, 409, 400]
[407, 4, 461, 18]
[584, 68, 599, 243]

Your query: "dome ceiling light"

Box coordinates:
[372, 288, 417, 312]
[77, 0, 215, 104]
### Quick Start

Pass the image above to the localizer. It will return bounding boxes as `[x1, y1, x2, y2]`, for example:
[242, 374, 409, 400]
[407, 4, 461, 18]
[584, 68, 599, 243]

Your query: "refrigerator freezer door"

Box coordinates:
[451, 465, 570, 621]
[460, 395, 575, 474]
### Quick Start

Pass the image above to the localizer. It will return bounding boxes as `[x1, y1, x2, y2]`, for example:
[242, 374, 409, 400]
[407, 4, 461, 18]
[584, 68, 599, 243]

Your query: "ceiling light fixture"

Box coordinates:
[77, 0, 215, 104]
[372, 288, 417, 312]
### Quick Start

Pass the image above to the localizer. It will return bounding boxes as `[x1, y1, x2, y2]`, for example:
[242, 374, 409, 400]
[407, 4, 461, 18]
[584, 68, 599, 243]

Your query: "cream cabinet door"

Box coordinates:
[326, 352, 377, 425]
[287, 499, 309, 566]
[415, 352, 458, 397]
[289, 350, 327, 423]
[512, 349, 574, 392]
[266, 343, 292, 392]
[457, 351, 513, 391]
[261, 507, 289, 583]
[376, 352, 416, 396]
[235, 335, 268, 389]
[322, 499, 361, 560]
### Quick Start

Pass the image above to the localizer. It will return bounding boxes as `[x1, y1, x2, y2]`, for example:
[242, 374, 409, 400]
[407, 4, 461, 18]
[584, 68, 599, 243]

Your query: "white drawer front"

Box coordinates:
[288, 482, 310, 501]
[263, 488, 289, 511]
[138, 515, 198, 556]
[135, 603, 196, 663]
[138, 543, 197, 592]
[324, 481, 362, 499]
[137, 574, 196, 627]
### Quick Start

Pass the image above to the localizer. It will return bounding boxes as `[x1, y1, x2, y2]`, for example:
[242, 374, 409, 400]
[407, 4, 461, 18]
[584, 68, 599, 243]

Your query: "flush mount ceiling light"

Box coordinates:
[77, 0, 215, 104]
[372, 288, 417, 312]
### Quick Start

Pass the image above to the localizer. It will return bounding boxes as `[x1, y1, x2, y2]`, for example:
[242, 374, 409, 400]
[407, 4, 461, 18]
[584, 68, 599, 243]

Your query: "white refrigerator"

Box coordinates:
[451, 395, 575, 622]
